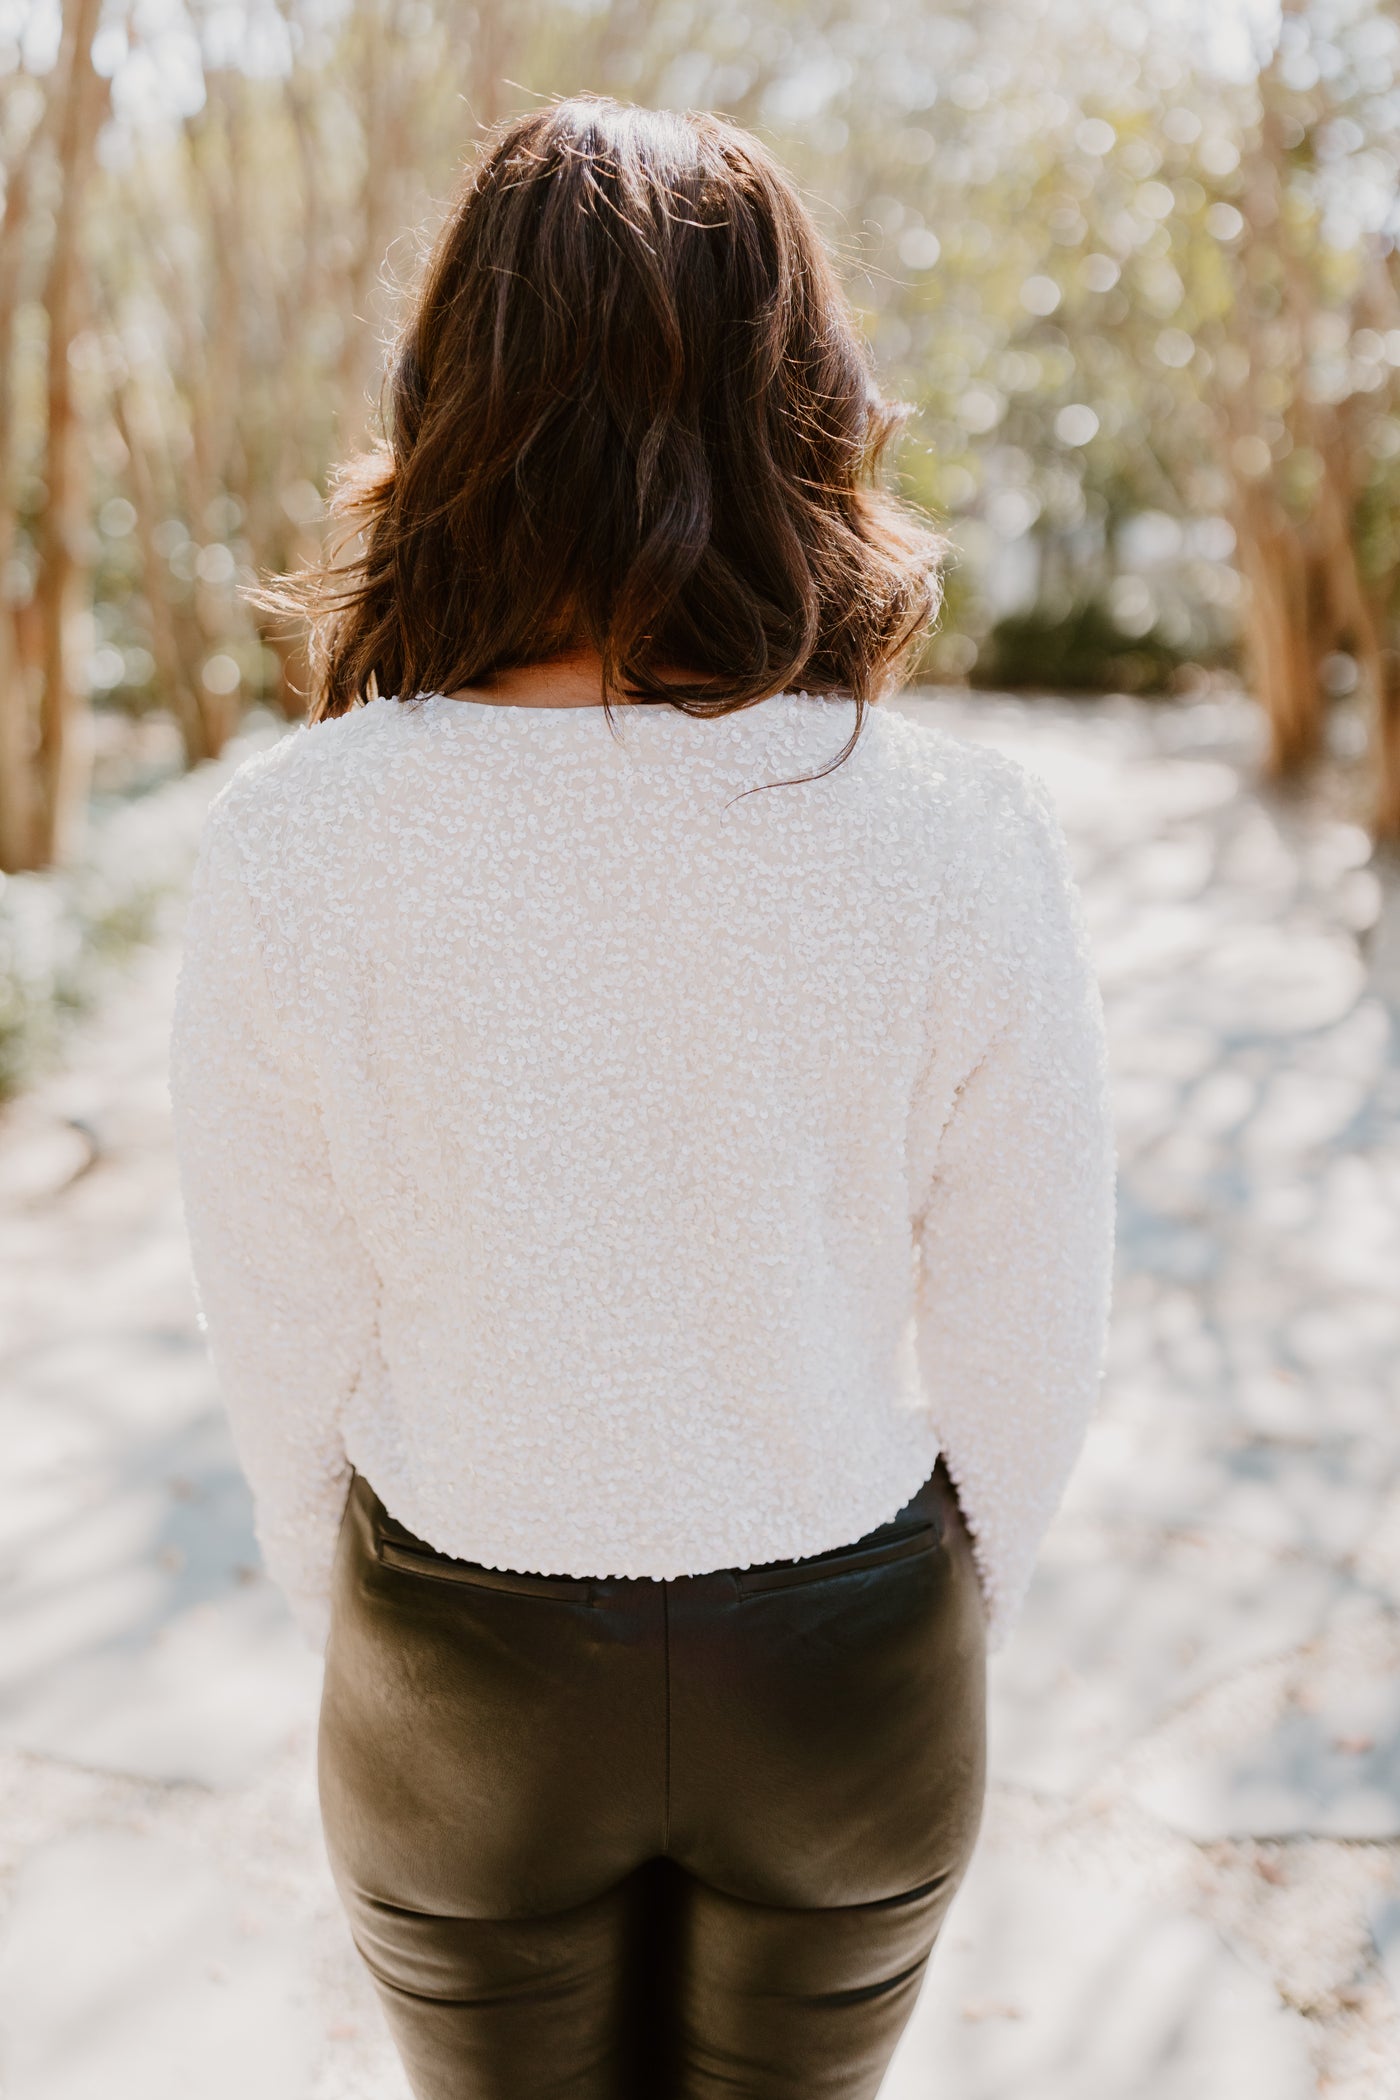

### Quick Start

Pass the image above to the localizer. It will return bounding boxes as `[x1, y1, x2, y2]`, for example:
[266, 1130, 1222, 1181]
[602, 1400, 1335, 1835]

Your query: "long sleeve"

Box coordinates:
[168, 800, 381, 1651]
[910, 765, 1116, 1652]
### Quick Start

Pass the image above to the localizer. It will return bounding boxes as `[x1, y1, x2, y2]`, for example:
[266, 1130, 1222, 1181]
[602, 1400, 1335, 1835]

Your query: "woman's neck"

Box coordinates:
[448, 651, 662, 709]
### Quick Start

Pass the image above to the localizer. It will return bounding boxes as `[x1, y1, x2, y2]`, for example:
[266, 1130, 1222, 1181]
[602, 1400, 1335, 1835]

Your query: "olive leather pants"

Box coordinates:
[317, 1460, 987, 2099]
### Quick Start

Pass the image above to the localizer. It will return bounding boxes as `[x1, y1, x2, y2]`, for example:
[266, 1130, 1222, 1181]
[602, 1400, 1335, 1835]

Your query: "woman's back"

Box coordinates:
[172, 685, 1111, 1645]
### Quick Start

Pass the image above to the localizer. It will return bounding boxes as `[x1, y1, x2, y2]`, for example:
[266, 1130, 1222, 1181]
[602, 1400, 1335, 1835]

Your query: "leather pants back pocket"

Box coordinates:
[734, 1521, 940, 1597]
[373, 1521, 596, 1605]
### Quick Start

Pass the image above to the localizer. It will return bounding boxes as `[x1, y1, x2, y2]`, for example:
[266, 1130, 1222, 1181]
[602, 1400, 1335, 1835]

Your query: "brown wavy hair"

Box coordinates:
[263, 97, 943, 772]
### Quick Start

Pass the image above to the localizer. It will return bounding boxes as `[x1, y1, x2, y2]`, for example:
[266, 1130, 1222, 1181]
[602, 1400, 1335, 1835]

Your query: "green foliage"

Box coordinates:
[975, 599, 1193, 696]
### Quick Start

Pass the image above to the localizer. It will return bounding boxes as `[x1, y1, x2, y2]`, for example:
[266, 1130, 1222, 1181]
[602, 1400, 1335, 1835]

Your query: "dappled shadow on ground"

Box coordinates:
[934, 695, 1400, 1826]
[0, 944, 319, 1793]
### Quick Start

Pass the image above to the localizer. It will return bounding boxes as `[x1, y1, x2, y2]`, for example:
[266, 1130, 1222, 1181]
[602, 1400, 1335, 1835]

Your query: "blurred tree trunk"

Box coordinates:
[1312, 413, 1400, 840]
[1355, 258, 1400, 842]
[1375, 655, 1400, 840]
[470, 1, 509, 130]
[0, 95, 42, 871]
[1221, 20, 1328, 784]
[29, 0, 106, 867]
[108, 381, 222, 767]
[1218, 0, 1400, 838]
[1234, 498, 1324, 776]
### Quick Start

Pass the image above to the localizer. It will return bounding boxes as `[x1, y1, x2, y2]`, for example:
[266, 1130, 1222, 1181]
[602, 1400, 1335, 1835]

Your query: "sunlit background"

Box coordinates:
[1, 3, 1399, 2098]
[6, 0, 1400, 889]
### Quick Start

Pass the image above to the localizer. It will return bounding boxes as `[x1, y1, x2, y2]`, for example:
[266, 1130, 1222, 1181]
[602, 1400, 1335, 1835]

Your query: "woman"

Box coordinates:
[170, 97, 1115, 2100]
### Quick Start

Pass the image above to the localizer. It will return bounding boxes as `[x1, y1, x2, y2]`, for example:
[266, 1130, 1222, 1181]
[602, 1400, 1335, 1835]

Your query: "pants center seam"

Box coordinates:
[662, 1580, 672, 1853]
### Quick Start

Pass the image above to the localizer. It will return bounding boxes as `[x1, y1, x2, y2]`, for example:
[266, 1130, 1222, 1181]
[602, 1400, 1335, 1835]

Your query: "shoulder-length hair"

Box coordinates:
[263, 97, 943, 771]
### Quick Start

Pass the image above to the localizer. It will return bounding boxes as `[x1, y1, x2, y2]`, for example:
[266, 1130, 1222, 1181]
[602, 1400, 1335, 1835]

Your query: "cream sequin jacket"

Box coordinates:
[169, 691, 1116, 1652]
